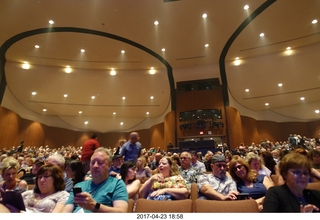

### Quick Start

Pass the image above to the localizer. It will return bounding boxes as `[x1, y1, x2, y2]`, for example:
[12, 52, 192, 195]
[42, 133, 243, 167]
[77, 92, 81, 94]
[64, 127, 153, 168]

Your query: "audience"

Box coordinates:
[246, 152, 272, 177]
[135, 156, 152, 184]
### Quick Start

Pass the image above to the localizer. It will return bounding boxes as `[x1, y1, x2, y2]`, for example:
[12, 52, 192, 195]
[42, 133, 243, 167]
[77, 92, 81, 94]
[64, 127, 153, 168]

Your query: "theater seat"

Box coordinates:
[134, 199, 193, 213]
[190, 183, 198, 201]
[306, 182, 320, 191]
[127, 199, 135, 213]
[193, 199, 260, 213]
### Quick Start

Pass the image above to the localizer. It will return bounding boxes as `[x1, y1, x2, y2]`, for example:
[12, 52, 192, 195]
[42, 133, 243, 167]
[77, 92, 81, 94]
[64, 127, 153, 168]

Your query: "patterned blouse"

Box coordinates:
[21, 190, 69, 213]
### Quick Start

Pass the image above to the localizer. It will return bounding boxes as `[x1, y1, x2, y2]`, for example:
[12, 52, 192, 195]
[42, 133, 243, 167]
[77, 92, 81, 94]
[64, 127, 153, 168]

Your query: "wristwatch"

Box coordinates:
[92, 202, 100, 212]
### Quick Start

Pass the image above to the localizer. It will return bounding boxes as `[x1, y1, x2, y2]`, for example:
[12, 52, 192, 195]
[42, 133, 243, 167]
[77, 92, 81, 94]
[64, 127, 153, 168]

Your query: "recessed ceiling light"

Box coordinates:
[113, 112, 116, 115]
[234, 59, 241, 66]
[121, 50, 125, 54]
[154, 21, 159, 25]
[300, 97, 305, 100]
[110, 68, 116, 76]
[64, 94, 68, 97]
[79, 111, 82, 114]
[260, 33, 265, 37]
[150, 96, 154, 99]
[205, 44, 209, 47]
[149, 67, 156, 75]
[202, 14, 207, 18]
[245, 89, 249, 92]
[80, 49, 85, 53]
[49, 20, 54, 24]
[244, 5, 249, 10]
[31, 92, 37, 95]
[315, 110, 320, 114]
[265, 103, 269, 106]
[146, 112, 149, 115]
[91, 96, 95, 99]
[286, 47, 291, 50]
[312, 19, 318, 24]
[278, 83, 283, 87]
[35, 45, 40, 48]
[120, 122, 123, 125]
[84, 121, 88, 124]
[65, 66, 72, 73]
[162, 48, 165, 52]
[122, 96, 126, 100]
[22, 62, 30, 69]
[43, 109, 47, 112]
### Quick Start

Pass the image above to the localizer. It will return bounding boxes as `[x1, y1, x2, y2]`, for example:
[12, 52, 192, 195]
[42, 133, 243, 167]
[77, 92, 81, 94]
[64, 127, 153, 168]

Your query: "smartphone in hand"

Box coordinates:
[73, 187, 82, 195]
[237, 193, 250, 200]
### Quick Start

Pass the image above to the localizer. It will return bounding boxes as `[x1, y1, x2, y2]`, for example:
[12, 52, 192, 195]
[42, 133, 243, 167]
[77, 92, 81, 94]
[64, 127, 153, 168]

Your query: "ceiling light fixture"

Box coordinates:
[122, 96, 126, 100]
[154, 21, 159, 25]
[79, 111, 82, 114]
[43, 109, 47, 112]
[31, 92, 37, 95]
[265, 103, 269, 106]
[121, 50, 125, 54]
[65, 65, 72, 73]
[162, 48, 165, 52]
[80, 49, 85, 52]
[245, 89, 249, 92]
[113, 112, 116, 115]
[315, 110, 320, 114]
[234, 57, 241, 66]
[91, 96, 95, 99]
[22, 62, 30, 69]
[300, 97, 305, 101]
[35, 45, 40, 48]
[150, 96, 154, 99]
[205, 44, 209, 47]
[278, 83, 283, 87]
[120, 122, 123, 125]
[244, 5, 249, 10]
[49, 20, 54, 24]
[64, 94, 68, 97]
[286, 47, 291, 50]
[146, 112, 149, 115]
[202, 14, 207, 18]
[149, 67, 156, 75]
[312, 19, 318, 24]
[260, 33, 265, 37]
[84, 121, 88, 124]
[110, 68, 116, 76]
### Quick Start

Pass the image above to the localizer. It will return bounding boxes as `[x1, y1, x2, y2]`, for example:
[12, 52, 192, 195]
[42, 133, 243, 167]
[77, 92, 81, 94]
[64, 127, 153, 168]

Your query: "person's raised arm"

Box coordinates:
[126, 179, 141, 199]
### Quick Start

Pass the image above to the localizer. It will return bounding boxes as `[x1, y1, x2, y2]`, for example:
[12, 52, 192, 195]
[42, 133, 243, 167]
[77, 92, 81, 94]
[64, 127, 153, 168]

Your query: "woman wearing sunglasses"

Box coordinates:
[263, 152, 320, 212]
[229, 155, 274, 211]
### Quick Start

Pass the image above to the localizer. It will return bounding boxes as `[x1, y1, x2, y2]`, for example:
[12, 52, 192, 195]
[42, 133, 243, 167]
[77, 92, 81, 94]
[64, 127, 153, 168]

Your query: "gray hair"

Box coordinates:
[94, 147, 113, 164]
[47, 154, 66, 169]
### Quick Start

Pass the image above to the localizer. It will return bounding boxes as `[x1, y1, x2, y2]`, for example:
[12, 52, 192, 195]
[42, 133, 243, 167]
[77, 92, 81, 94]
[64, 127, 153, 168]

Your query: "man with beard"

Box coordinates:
[197, 154, 238, 200]
[62, 147, 128, 213]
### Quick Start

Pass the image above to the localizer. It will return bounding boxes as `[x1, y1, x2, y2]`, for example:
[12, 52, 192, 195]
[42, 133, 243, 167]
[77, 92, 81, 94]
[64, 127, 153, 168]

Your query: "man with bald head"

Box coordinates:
[120, 132, 142, 163]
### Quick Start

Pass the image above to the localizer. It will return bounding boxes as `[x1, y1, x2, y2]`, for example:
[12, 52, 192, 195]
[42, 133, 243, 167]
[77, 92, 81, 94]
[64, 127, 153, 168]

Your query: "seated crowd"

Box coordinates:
[0, 134, 320, 213]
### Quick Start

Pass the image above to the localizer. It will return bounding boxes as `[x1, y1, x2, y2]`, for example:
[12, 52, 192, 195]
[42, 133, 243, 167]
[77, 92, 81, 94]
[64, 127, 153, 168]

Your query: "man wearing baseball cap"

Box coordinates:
[197, 154, 239, 200]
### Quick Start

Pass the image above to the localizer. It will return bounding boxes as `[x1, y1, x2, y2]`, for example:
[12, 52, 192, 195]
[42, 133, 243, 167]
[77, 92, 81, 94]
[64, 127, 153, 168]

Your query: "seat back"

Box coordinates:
[193, 199, 260, 213]
[135, 199, 193, 213]
[127, 199, 135, 213]
[306, 182, 320, 191]
[190, 183, 198, 201]
[270, 174, 281, 186]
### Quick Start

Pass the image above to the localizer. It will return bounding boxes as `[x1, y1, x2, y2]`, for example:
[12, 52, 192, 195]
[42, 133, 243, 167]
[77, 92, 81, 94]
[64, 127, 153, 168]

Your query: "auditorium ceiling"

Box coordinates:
[0, 0, 319, 133]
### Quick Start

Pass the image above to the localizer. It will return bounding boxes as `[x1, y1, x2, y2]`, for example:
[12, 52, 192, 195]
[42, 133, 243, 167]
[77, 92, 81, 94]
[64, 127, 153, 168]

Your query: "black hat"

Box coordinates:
[211, 154, 226, 164]
[113, 155, 122, 161]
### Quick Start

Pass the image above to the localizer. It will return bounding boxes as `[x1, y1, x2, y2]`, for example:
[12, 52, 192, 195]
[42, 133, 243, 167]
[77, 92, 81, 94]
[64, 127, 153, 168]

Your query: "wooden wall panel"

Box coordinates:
[149, 123, 165, 150]
[100, 132, 128, 149]
[241, 116, 259, 146]
[307, 120, 320, 139]
[164, 111, 176, 148]
[44, 126, 77, 148]
[225, 106, 243, 149]
[19, 120, 46, 147]
[279, 122, 309, 139]
[256, 121, 282, 143]
[0, 106, 21, 147]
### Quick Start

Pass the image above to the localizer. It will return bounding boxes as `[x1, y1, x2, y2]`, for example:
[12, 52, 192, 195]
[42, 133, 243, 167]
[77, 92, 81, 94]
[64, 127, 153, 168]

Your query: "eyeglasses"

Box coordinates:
[233, 164, 243, 171]
[38, 175, 52, 180]
[214, 164, 227, 169]
[289, 170, 310, 178]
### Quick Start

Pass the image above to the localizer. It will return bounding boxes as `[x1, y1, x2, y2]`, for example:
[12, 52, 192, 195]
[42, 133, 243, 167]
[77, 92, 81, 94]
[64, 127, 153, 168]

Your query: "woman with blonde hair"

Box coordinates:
[0, 157, 27, 193]
[135, 156, 152, 183]
[139, 156, 189, 200]
[246, 152, 272, 177]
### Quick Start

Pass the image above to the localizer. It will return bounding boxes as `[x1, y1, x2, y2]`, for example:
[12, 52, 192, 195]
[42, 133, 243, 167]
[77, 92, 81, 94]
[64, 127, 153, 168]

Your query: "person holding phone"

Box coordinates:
[62, 148, 128, 213]
[20, 164, 69, 213]
[229, 155, 274, 211]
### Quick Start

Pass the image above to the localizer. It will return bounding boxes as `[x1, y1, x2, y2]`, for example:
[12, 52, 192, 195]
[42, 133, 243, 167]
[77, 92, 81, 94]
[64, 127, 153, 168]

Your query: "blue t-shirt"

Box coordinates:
[120, 141, 142, 163]
[66, 177, 128, 213]
[237, 174, 267, 199]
